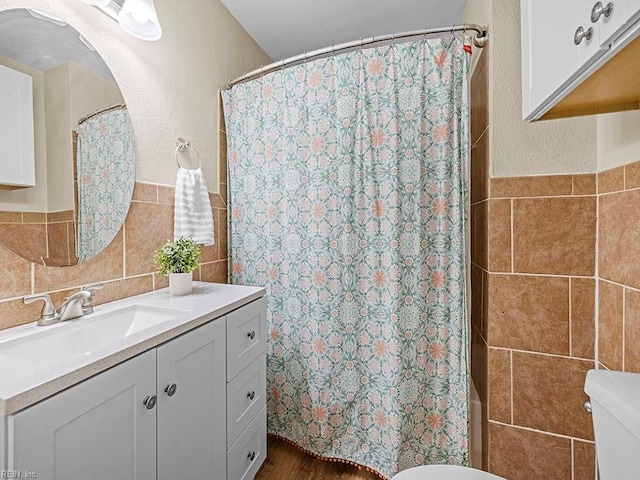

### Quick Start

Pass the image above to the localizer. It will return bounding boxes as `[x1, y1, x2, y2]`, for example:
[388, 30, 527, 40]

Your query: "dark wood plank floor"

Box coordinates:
[255, 437, 382, 480]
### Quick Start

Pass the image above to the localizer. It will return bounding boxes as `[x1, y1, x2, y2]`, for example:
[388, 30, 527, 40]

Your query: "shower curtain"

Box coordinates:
[223, 37, 469, 478]
[77, 108, 135, 262]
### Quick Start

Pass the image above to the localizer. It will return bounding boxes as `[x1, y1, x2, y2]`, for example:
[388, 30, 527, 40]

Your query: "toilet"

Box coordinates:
[392, 369, 640, 480]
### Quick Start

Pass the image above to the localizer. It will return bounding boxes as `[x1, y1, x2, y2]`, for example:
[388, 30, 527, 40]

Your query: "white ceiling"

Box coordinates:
[220, 0, 467, 60]
[0, 9, 115, 82]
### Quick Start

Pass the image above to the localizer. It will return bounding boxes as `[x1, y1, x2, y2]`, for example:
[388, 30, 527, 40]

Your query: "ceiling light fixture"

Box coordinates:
[117, 0, 162, 41]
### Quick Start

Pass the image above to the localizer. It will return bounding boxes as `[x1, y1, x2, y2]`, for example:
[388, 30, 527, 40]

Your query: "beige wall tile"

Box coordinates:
[471, 133, 489, 205]
[125, 202, 174, 277]
[34, 231, 124, 293]
[512, 352, 594, 440]
[0, 246, 31, 301]
[219, 130, 228, 184]
[570, 278, 595, 359]
[0, 298, 44, 330]
[22, 212, 46, 223]
[598, 166, 625, 193]
[132, 182, 157, 203]
[200, 260, 228, 283]
[219, 182, 228, 205]
[470, 48, 489, 148]
[488, 274, 569, 355]
[0, 224, 47, 265]
[471, 201, 488, 270]
[624, 160, 640, 190]
[491, 176, 573, 198]
[218, 208, 228, 260]
[599, 189, 640, 289]
[0, 212, 23, 223]
[154, 273, 169, 290]
[47, 223, 69, 265]
[488, 348, 511, 423]
[489, 423, 571, 480]
[47, 210, 74, 223]
[488, 199, 510, 272]
[472, 327, 487, 403]
[92, 276, 154, 306]
[157, 185, 175, 204]
[598, 280, 624, 370]
[572, 174, 596, 195]
[513, 197, 596, 276]
[624, 288, 640, 373]
[573, 440, 596, 480]
[471, 265, 483, 335]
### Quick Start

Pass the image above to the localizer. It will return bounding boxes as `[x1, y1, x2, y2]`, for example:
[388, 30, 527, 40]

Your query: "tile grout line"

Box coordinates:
[569, 278, 573, 357]
[571, 438, 575, 480]
[488, 419, 595, 443]
[491, 346, 593, 363]
[510, 349, 514, 425]
[491, 272, 595, 279]
[510, 199, 514, 273]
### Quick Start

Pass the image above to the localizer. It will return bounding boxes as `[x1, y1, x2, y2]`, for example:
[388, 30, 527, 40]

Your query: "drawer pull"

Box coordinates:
[591, 2, 614, 23]
[247, 331, 256, 340]
[164, 383, 178, 397]
[247, 390, 256, 400]
[247, 450, 256, 461]
[143, 395, 157, 410]
[574, 26, 593, 45]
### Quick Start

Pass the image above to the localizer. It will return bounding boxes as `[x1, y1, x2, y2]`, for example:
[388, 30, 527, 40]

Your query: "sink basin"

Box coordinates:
[0, 305, 185, 368]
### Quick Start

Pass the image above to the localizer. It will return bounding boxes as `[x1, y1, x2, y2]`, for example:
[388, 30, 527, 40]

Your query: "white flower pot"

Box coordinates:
[169, 272, 193, 296]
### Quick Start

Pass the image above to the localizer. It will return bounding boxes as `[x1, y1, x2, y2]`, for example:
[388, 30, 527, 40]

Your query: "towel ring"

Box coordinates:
[175, 138, 202, 169]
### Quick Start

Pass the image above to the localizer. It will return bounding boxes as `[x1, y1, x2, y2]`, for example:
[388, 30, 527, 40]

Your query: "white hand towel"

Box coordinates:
[174, 167, 214, 246]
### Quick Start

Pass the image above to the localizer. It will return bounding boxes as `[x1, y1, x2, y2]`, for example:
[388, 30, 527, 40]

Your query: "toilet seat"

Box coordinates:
[392, 465, 506, 480]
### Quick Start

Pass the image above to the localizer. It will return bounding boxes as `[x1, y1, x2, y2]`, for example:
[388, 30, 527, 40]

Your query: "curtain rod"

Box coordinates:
[78, 104, 126, 125]
[229, 24, 488, 87]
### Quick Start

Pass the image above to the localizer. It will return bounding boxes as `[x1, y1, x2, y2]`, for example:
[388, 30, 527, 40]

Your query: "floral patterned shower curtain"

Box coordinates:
[77, 108, 135, 262]
[223, 37, 469, 479]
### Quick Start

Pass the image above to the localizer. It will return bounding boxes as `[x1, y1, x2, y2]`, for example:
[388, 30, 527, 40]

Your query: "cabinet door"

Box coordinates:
[596, 0, 640, 44]
[157, 319, 227, 480]
[523, 0, 582, 112]
[0, 64, 34, 187]
[8, 350, 157, 480]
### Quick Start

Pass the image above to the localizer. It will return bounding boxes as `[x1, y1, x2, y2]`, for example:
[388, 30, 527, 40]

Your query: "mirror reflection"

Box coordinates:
[0, 9, 135, 266]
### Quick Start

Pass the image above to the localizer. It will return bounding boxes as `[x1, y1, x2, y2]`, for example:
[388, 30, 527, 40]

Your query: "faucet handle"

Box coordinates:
[24, 294, 58, 325]
[82, 283, 104, 295]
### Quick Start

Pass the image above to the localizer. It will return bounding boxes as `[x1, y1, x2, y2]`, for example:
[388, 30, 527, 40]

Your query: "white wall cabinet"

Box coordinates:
[522, 0, 640, 120]
[5, 297, 267, 480]
[0, 64, 35, 188]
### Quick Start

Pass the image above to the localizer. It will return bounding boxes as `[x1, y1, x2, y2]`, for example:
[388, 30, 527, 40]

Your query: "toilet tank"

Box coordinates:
[584, 370, 640, 480]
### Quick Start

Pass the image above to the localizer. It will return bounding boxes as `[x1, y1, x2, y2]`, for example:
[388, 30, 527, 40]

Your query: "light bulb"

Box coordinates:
[81, 0, 112, 6]
[118, 0, 162, 41]
[130, 5, 151, 24]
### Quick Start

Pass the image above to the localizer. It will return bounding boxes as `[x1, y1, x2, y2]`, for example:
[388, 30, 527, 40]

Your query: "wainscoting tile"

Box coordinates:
[572, 174, 596, 195]
[624, 288, 640, 373]
[573, 440, 596, 480]
[599, 189, 640, 289]
[488, 274, 569, 355]
[470, 48, 488, 148]
[47, 210, 74, 222]
[0, 223, 47, 265]
[624, 160, 640, 190]
[47, 223, 69, 265]
[570, 278, 595, 359]
[471, 201, 488, 270]
[0, 246, 31, 301]
[598, 280, 624, 370]
[471, 327, 487, 402]
[490, 176, 573, 198]
[471, 265, 483, 334]
[157, 185, 175, 205]
[488, 348, 511, 423]
[471, 134, 489, 205]
[489, 423, 571, 480]
[598, 165, 625, 194]
[34, 230, 124, 292]
[0, 298, 43, 330]
[125, 202, 174, 277]
[488, 199, 511, 272]
[0, 212, 23, 223]
[93, 276, 154, 306]
[512, 197, 596, 276]
[218, 208, 228, 260]
[512, 352, 594, 440]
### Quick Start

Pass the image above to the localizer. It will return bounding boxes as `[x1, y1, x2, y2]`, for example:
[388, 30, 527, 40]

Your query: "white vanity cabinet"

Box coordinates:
[3, 294, 268, 480]
[522, 0, 640, 120]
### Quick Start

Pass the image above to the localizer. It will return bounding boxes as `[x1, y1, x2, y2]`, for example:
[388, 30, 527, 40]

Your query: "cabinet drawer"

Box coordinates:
[227, 405, 266, 480]
[227, 354, 266, 446]
[227, 297, 266, 379]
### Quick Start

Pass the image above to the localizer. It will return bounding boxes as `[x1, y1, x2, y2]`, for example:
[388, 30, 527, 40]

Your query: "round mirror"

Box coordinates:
[0, 8, 135, 266]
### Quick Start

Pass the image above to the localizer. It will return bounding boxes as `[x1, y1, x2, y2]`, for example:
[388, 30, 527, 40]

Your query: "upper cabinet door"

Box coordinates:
[0, 64, 35, 188]
[8, 350, 157, 480]
[595, 0, 640, 44]
[157, 319, 227, 480]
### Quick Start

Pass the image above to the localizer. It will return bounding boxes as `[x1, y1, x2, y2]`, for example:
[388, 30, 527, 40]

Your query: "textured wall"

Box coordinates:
[0, 0, 270, 192]
[598, 111, 640, 171]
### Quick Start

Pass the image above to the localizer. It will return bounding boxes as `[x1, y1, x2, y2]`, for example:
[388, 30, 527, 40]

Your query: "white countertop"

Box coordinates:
[0, 282, 265, 415]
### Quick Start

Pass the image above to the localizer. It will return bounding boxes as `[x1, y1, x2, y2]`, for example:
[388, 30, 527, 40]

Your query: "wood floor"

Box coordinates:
[255, 436, 382, 480]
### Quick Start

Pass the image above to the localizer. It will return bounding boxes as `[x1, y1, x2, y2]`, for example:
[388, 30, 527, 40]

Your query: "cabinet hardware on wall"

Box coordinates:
[522, 0, 640, 121]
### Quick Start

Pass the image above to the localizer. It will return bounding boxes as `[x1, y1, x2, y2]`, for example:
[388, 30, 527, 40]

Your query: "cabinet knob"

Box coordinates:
[247, 390, 256, 400]
[143, 395, 157, 410]
[164, 383, 178, 397]
[574, 26, 594, 45]
[247, 451, 256, 461]
[591, 2, 614, 23]
[247, 331, 256, 340]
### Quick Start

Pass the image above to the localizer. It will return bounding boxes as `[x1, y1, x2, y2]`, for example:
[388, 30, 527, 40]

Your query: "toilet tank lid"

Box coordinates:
[585, 369, 640, 439]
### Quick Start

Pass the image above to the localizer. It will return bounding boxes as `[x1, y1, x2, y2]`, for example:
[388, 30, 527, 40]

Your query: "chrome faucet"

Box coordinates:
[24, 284, 103, 326]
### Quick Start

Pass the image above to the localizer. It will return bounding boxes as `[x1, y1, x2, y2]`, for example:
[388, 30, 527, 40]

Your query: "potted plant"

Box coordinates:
[154, 237, 201, 296]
